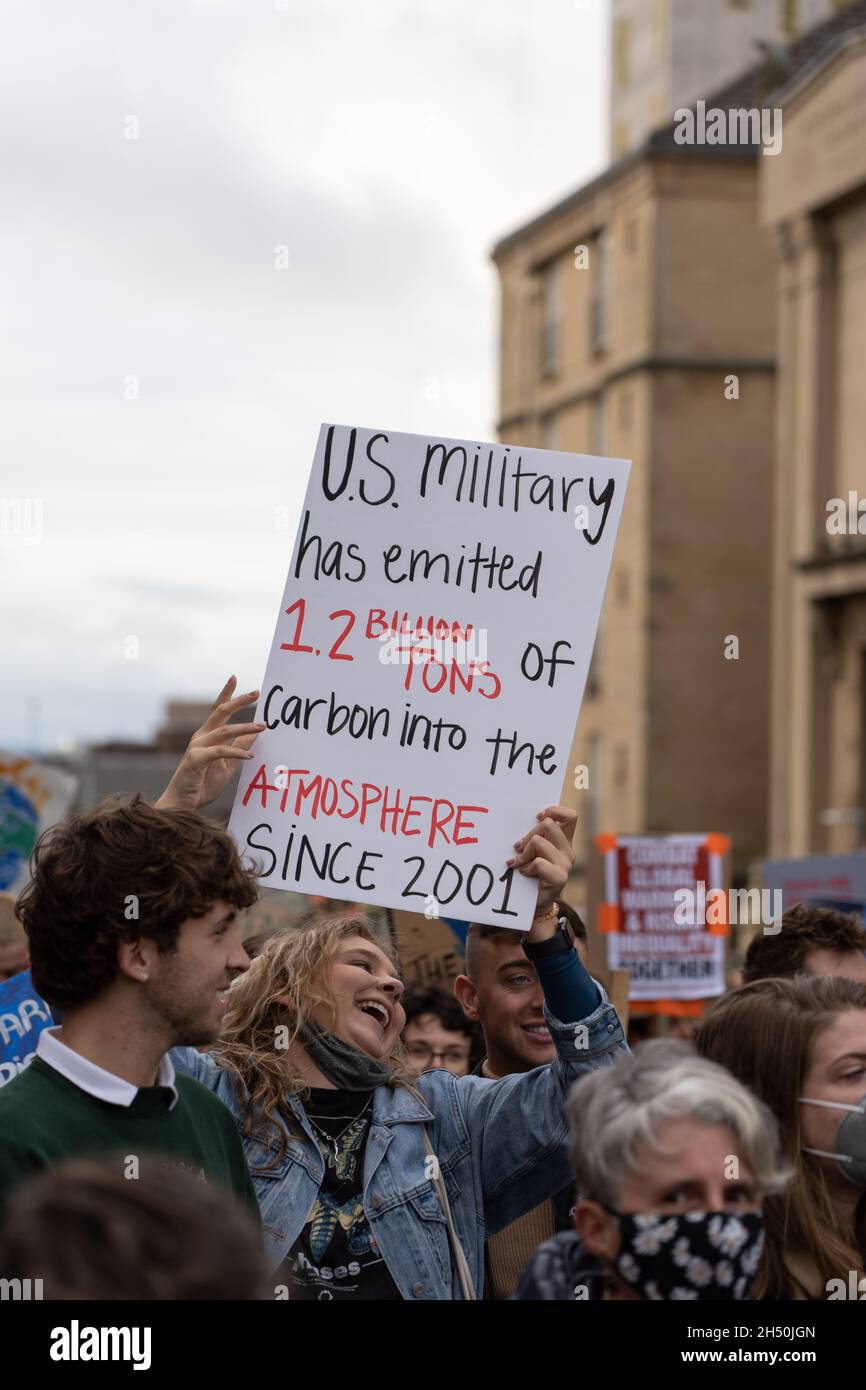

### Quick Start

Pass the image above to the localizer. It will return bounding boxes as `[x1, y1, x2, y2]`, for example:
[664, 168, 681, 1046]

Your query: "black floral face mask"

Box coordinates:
[602, 1208, 764, 1301]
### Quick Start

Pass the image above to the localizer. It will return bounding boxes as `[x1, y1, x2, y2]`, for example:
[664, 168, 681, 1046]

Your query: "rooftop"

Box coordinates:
[492, 0, 866, 260]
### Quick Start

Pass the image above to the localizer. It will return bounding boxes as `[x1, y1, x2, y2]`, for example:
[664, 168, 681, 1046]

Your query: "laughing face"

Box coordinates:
[310, 935, 405, 1059]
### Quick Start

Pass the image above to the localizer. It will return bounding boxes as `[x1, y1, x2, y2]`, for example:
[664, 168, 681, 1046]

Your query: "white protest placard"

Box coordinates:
[228, 424, 630, 929]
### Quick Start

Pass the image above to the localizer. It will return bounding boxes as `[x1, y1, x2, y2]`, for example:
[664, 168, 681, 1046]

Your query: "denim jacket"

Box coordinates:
[172, 987, 625, 1300]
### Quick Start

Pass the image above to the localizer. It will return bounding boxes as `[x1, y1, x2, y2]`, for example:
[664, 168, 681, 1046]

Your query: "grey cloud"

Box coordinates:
[2, 0, 607, 748]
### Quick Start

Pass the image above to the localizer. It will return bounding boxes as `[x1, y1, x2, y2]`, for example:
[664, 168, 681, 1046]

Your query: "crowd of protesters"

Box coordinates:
[1, 680, 865, 1301]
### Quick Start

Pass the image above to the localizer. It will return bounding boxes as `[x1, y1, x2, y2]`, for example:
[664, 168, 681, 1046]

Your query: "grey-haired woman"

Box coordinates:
[517, 1039, 790, 1301]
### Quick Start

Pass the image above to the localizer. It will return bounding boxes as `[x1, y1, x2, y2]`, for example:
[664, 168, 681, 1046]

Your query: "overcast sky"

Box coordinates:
[1, 0, 609, 752]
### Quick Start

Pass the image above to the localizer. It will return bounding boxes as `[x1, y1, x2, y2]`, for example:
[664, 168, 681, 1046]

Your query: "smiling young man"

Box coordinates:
[455, 901, 589, 1078]
[0, 795, 259, 1212]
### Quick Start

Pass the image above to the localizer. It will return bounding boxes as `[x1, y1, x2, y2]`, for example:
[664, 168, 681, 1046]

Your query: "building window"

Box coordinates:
[612, 120, 629, 159]
[590, 229, 610, 354]
[780, 0, 799, 37]
[651, 90, 668, 128]
[539, 260, 560, 378]
[592, 394, 606, 456]
[587, 629, 602, 697]
[612, 18, 631, 92]
[618, 388, 633, 431]
[542, 413, 558, 449]
[586, 733, 604, 842]
[652, 0, 667, 61]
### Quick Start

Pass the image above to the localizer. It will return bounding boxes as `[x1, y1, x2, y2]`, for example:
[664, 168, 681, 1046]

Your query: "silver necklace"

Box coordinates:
[306, 1094, 372, 1162]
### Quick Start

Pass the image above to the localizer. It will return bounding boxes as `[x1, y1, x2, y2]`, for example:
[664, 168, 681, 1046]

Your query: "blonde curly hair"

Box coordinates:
[211, 910, 413, 1165]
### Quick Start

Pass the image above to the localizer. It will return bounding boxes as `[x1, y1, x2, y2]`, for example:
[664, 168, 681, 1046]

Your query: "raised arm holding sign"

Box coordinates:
[158, 694, 574, 941]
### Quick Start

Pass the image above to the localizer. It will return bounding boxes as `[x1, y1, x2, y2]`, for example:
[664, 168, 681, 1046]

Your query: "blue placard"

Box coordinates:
[0, 969, 52, 1087]
[441, 917, 469, 948]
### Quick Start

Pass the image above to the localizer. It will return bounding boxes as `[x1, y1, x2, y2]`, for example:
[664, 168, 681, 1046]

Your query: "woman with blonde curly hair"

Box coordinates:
[158, 684, 626, 1300]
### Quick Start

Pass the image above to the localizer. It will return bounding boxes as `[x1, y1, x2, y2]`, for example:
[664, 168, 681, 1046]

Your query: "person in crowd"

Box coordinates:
[742, 902, 866, 985]
[455, 900, 588, 1077]
[157, 681, 626, 1300]
[0, 1158, 270, 1299]
[401, 983, 482, 1078]
[697, 975, 866, 1299]
[451, 900, 588, 1297]
[517, 1039, 788, 1300]
[625, 1016, 654, 1047]
[666, 1016, 699, 1043]
[0, 788, 264, 1214]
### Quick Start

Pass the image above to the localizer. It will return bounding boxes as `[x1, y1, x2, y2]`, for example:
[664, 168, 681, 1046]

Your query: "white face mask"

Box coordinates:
[799, 1093, 866, 1185]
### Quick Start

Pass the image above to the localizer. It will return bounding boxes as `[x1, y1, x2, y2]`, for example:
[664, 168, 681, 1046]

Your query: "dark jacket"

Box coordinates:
[515, 1231, 606, 1300]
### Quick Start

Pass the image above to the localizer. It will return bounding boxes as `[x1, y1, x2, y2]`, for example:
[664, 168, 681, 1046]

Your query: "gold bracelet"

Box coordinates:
[532, 900, 559, 925]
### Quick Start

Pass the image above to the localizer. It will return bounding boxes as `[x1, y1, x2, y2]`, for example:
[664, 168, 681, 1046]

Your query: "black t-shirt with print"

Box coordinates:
[278, 1088, 402, 1301]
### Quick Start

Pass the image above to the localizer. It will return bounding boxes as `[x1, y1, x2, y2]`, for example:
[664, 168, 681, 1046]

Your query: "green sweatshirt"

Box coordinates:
[0, 1056, 257, 1214]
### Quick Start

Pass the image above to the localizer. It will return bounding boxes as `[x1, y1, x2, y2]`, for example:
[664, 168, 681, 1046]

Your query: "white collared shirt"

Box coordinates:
[37, 1026, 178, 1110]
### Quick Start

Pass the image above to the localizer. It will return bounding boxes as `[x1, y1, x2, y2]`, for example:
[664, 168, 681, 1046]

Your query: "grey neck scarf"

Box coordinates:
[297, 1022, 394, 1091]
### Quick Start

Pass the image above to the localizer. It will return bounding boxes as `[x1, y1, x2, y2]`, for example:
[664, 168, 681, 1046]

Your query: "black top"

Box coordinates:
[515, 1231, 606, 1301]
[278, 1088, 401, 1301]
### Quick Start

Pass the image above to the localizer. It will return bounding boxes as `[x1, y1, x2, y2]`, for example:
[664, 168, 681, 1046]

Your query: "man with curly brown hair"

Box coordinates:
[0, 789, 261, 1213]
[741, 902, 866, 985]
